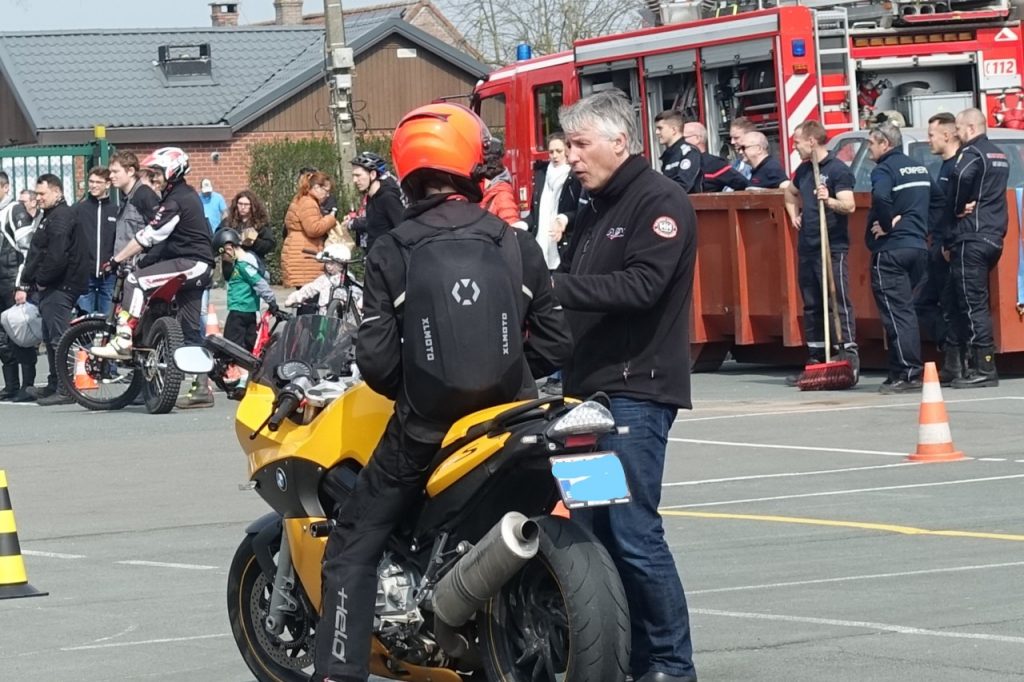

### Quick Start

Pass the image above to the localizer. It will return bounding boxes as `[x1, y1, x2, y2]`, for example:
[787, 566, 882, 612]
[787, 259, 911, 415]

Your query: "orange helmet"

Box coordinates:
[391, 103, 493, 188]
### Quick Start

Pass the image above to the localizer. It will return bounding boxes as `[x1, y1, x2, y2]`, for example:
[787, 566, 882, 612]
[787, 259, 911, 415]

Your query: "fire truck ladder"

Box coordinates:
[813, 8, 859, 135]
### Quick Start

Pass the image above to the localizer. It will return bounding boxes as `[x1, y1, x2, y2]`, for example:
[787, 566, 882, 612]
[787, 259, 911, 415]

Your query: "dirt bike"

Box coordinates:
[175, 314, 631, 682]
[55, 263, 188, 413]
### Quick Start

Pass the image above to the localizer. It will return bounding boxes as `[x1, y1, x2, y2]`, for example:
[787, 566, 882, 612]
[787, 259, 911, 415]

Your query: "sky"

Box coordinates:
[1, 0, 380, 32]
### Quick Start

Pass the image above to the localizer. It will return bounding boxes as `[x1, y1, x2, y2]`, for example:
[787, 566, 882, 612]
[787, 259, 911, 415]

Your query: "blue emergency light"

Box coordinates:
[517, 43, 533, 61]
[792, 39, 806, 57]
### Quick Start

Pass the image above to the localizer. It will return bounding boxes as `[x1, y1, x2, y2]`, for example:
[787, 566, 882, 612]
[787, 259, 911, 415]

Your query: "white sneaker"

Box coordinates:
[91, 330, 133, 359]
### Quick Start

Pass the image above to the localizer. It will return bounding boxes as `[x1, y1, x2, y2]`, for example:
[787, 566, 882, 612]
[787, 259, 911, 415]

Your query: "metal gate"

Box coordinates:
[0, 136, 111, 203]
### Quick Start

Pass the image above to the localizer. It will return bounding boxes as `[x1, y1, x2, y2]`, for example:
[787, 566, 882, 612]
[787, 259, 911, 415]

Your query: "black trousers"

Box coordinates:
[871, 248, 927, 381]
[914, 245, 963, 347]
[313, 411, 444, 681]
[798, 249, 857, 358]
[224, 311, 257, 351]
[0, 284, 38, 388]
[950, 240, 1002, 349]
[37, 287, 76, 391]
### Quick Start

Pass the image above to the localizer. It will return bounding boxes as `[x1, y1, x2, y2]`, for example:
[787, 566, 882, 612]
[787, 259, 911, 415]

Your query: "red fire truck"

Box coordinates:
[473, 0, 1024, 204]
[470, 0, 1024, 370]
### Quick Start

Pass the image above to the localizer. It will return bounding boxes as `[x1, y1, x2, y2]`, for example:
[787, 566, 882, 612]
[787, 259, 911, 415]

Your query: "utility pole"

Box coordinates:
[324, 0, 356, 198]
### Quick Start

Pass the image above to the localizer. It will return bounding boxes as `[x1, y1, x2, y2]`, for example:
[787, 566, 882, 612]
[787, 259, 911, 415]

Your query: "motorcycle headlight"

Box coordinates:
[547, 401, 615, 438]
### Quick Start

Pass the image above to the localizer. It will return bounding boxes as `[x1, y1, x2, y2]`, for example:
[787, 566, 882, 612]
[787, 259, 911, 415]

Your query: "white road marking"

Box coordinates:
[60, 633, 230, 652]
[91, 624, 139, 644]
[668, 437, 912, 457]
[663, 462, 921, 487]
[689, 560, 1024, 595]
[115, 560, 219, 571]
[661, 474, 1024, 509]
[21, 550, 86, 559]
[676, 396, 1022, 423]
[978, 458, 1007, 462]
[692, 608, 1024, 644]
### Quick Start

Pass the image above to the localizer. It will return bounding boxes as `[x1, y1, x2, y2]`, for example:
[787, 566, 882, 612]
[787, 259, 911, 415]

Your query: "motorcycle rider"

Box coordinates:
[91, 148, 214, 402]
[312, 102, 573, 682]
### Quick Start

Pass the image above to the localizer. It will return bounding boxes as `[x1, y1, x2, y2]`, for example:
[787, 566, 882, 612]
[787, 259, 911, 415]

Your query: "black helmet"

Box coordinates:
[212, 228, 241, 255]
[352, 151, 387, 176]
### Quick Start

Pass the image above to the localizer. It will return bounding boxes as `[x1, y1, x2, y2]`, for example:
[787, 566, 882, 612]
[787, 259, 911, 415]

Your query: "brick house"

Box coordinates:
[0, 4, 487, 202]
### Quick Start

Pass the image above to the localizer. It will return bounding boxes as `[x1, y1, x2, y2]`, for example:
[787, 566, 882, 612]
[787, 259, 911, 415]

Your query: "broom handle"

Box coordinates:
[812, 153, 831, 363]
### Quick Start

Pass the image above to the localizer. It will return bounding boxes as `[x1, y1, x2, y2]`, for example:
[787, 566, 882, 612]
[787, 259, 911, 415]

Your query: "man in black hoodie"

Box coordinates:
[19, 173, 87, 405]
[553, 90, 697, 682]
[347, 151, 404, 253]
[76, 167, 118, 316]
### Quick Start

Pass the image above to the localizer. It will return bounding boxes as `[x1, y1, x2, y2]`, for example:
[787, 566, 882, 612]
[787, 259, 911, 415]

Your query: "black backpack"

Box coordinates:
[394, 216, 525, 423]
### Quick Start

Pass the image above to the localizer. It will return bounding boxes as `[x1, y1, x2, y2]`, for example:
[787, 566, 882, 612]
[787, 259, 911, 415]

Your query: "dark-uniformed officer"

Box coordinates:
[739, 131, 789, 189]
[947, 107, 1009, 388]
[865, 122, 931, 393]
[655, 109, 702, 193]
[683, 122, 749, 192]
[917, 112, 966, 385]
[783, 119, 858, 386]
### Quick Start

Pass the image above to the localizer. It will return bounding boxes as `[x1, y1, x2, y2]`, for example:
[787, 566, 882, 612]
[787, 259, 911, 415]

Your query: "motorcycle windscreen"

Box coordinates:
[252, 314, 356, 387]
[549, 452, 631, 509]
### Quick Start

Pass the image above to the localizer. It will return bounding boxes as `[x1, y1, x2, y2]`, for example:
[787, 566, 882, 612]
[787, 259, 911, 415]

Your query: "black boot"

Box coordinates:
[0, 364, 19, 401]
[938, 345, 966, 387]
[952, 347, 999, 389]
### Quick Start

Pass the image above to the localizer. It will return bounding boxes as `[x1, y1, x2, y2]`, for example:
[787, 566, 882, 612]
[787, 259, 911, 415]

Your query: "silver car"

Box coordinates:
[825, 128, 1024, 190]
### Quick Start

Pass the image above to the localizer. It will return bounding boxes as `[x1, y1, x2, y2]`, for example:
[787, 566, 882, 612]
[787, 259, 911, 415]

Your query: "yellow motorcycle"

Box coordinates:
[176, 314, 631, 682]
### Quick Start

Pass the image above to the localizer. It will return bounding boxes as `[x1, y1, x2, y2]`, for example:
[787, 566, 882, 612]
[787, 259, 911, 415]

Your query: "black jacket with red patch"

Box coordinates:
[553, 155, 697, 409]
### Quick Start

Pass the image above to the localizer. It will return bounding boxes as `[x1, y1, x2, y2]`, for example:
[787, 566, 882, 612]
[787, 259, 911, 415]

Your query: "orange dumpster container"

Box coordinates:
[688, 189, 1024, 373]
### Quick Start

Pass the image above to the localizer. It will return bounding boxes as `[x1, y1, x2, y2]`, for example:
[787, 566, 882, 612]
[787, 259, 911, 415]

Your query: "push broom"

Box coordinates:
[797, 153, 856, 391]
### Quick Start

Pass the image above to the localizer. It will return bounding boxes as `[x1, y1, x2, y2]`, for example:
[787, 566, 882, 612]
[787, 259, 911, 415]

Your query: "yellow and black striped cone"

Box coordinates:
[0, 470, 47, 599]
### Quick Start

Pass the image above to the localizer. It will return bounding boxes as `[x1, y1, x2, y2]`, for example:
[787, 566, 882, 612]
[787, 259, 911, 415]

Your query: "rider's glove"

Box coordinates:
[268, 301, 280, 316]
[101, 258, 121, 276]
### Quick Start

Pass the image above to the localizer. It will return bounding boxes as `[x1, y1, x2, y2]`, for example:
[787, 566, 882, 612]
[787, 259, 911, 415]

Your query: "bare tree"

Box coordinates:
[444, 0, 647, 66]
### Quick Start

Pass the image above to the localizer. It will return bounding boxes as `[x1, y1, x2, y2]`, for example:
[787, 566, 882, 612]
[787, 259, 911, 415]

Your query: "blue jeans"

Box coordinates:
[574, 396, 695, 679]
[77, 274, 114, 316]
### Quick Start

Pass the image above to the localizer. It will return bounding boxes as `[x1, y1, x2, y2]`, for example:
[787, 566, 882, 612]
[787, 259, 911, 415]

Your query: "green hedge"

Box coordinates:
[248, 135, 392, 283]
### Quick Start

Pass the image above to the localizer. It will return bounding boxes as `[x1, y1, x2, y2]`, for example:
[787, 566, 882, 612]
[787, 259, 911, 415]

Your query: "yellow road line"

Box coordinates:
[660, 510, 1024, 542]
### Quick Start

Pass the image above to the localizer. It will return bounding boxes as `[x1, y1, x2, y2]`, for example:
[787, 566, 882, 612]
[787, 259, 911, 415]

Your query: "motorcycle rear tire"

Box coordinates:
[142, 316, 184, 414]
[481, 515, 630, 682]
[227, 533, 315, 682]
[55, 318, 143, 411]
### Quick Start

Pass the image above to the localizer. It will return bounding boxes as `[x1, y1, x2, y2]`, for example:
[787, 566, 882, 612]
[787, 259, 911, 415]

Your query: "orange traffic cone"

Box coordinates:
[0, 470, 47, 600]
[552, 501, 570, 518]
[73, 349, 98, 390]
[908, 362, 965, 462]
[205, 303, 222, 337]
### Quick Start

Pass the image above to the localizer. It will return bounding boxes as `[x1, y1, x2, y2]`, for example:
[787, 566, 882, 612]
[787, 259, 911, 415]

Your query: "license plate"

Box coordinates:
[549, 452, 631, 509]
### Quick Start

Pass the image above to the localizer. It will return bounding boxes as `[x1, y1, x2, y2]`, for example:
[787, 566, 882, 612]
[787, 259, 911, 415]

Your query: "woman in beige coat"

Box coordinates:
[282, 171, 337, 287]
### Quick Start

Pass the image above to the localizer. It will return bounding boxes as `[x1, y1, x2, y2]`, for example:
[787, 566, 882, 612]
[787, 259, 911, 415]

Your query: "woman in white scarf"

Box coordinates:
[533, 134, 572, 270]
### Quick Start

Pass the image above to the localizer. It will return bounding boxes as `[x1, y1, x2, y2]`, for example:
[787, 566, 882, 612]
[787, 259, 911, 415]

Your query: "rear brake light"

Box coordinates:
[564, 434, 598, 448]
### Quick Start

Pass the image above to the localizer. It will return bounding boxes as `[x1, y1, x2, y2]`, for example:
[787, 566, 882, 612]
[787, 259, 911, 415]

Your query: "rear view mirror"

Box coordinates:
[174, 346, 214, 374]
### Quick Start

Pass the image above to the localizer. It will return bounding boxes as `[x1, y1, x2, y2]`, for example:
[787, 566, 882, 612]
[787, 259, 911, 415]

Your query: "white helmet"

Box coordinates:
[141, 147, 190, 183]
[323, 243, 351, 262]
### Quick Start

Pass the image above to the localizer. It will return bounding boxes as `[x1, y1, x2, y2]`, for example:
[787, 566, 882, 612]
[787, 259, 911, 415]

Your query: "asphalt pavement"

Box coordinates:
[1, 359, 1022, 681]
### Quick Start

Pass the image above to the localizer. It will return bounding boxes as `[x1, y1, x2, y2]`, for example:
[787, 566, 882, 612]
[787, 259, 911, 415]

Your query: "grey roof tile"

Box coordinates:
[0, 26, 330, 130]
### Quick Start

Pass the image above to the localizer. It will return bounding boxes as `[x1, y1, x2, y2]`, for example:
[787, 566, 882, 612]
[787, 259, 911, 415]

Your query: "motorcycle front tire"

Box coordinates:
[227, 533, 316, 682]
[481, 515, 631, 682]
[142, 316, 184, 414]
[55, 318, 143, 411]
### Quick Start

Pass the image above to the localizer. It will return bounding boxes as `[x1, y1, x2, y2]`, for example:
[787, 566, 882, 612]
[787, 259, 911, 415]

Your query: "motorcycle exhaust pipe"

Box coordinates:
[433, 512, 539, 628]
